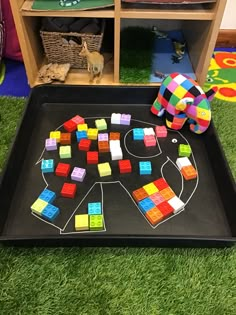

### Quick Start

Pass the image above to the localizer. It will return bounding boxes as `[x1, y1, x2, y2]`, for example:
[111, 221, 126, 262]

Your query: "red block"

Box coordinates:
[157, 201, 174, 217]
[71, 115, 84, 125]
[61, 183, 77, 198]
[55, 163, 71, 177]
[63, 120, 77, 132]
[144, 135, 156, 147]
[153, 178, 169, 190]
[79, 139, 92, 151]
[118, 159, 132, 174]
[87, 151, 98, 164]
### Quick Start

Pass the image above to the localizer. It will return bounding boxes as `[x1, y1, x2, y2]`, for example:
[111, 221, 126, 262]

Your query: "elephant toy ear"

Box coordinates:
[176, 97, 194, 111]
[206, 86, 218, 101]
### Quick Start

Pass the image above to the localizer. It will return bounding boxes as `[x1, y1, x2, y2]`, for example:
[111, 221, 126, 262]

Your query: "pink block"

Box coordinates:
[71, 115, 84, 125]
[155, 126, 167, 138]
[149, 192, 165, 206]
[144, 135, 156, 147]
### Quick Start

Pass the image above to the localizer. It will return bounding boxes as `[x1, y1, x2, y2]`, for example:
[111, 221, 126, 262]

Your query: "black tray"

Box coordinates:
[0, 85, 235, 247]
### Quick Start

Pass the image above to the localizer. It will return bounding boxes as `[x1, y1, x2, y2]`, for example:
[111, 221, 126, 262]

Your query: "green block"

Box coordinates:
[95, 119, 107, 131]
[31, 198, 48, 215]
[89, 215, 104, 231]
[59, 145, 71, 158]
[178, 144, 192, 157]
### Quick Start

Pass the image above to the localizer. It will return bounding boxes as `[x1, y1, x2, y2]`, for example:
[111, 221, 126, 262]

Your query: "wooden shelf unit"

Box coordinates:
[10, 0, 226, 87]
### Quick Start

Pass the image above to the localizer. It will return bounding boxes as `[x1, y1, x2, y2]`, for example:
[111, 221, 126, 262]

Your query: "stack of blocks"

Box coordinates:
[133, 128, 156, 147]
[110, 140, 123, 161]
[111, 113, 131, 125]
[75, 202, 104, 231]
[132, 177, 185, 226]
[176, 157, 197, 180]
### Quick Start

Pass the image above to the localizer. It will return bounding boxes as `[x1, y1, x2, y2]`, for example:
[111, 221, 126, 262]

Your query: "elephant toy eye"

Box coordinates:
[172, 138, 178, 143]
[201, 112, 206, 116]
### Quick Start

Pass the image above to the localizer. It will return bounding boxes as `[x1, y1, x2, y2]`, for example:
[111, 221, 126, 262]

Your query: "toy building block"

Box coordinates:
[149, 192, 165, 206]
[98, 162, 112, 177]
[98, 133, 109, 142]
[139, 161, 152, 175]
[89, 215, 104, 231]
[132, 188, 148, 202]
[98, 141, 110, 153]
[45, 138, 57, 151]
[111, 147, 123, 161]
[138, 197, 155, 214]
[109, 140, 120, 151]
[60, 133, 71, 145]
[176, 157, 191, 170]
[95, 119, 107, 131]
[61, 183, 77, 198]
[118, 159, 132, 174]
[76, 131, 87, 142]
[146, 207, 164, 225]
[111, 113, 121, 124]
[59, 145, 71, 159]
[181, 165, 197, 180]
[75, 214, 89, 231]
[144, 135, 156, 147]
[178, 144, 192, 157]
[87, 128, 98, 140]
[155, 126, 167, 138]
[153, 178, 169, 190]
[110, 132, 120, 140]
[38, 189, 56, 203]
[41, 159, 54, 173]
[120, 113, 131, 125]
[159, 186, 176, 201]
[78, 139, 91, 151]
[63, 120, 77, 132]
[87, 151, 99, 164]
[71, 115, 84, 125]
[168, 196, 185, 214]
[143, 183, 158, 196]
[50, 131, 61, 143]
[133, 128, 144, 140]
[31, 198, 48, 215]
[42, 204, 60, 222]
[144, 128, 155, 136]
[55, 163, 70, 177]
[77, 123, 88, 131]
[157, 201, 174, 217]
[71, 167, 86, 182]
[88, 202, 102, 215]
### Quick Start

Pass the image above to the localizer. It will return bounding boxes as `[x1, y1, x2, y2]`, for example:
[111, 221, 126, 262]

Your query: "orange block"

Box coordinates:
[60, 133, 71, 145]
[132, 188, 148, 202]
[146, 207, 164, 225]
[98, 141, 110, 153]
[159, 186, 175, 201]
[110, 132, 120, 140]
[181, 165, 197, 180]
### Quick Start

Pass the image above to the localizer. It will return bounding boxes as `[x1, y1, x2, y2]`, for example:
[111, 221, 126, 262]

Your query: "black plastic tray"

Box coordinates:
[0, 85, 235, 247]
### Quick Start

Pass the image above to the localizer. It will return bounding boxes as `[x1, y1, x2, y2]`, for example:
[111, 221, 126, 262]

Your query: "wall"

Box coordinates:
[221, 0, 236, 29]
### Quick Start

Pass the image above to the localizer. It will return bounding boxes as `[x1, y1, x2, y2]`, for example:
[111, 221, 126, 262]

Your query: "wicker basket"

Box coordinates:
[40, 20, 105, 69]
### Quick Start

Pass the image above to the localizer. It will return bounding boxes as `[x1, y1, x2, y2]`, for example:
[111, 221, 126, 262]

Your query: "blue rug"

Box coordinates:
[0, 58, 31, 97]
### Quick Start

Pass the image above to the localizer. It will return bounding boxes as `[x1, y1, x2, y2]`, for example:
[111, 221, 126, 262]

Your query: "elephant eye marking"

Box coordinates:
[172, 138, 178, 143]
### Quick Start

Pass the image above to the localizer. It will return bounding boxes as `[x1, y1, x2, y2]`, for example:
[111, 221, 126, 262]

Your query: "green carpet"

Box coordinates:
[0, 96, 235, 315]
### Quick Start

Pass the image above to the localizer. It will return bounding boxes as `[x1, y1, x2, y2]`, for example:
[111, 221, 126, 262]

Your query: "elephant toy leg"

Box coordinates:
[166, 112, 187, 130]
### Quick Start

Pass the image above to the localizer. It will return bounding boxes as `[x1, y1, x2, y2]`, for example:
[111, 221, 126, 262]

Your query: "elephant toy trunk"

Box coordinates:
[189, 120, 211, 134]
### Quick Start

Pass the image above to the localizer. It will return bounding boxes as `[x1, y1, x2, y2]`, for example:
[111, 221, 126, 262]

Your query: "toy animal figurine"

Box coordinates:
[79, 41, 104, 84]
[151, 73, 217, 134]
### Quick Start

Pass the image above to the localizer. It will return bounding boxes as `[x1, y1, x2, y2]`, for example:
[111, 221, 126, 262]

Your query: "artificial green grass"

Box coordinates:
[0, 96, 235, 315]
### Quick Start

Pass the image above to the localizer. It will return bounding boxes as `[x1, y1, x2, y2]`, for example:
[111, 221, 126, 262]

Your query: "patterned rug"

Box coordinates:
[204, 48, 236, 103]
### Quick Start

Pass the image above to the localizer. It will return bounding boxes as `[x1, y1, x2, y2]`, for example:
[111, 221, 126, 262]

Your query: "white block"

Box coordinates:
[176, 157, 191, 170]
[111, 147, 123, 160]
[143, 127, 155, 136]
[111, 113, 121, 124]
[110, 140, 121, 151]
[168, 196, 185, 214]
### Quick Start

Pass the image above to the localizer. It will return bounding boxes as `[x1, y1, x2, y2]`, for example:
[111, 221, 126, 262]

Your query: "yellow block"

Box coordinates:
[31, 198, 48, 216]
[77, 124, 88, 131]
[50, 131, 61, 143]
[87, 128, 98, 140]
[75, 214, 89, 231]
[143, 182, 158, 195]
[97, 162, 111, 177]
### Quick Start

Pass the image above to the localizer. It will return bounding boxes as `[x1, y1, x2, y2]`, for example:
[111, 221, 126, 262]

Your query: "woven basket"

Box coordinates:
[40, 20, 105, 69]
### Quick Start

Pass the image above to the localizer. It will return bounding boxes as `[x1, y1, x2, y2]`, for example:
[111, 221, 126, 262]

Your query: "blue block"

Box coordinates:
[139, 161, 152, 175]
[41, 159, 54, 173]
[133, 128, 144, 140]
[39, 189, 56, 203]
[42, 204, 59, 222]
[88, 202, 102, 215]
[138, 198, 155, 214]
[76, 131, 88, 142]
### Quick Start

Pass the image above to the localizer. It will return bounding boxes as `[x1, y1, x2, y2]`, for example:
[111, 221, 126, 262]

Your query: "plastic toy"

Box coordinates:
[120, 114, 131, 125]
[98, 141, 109, 153]
[118, 160, 132, 174]
[98, 133, 108, 142]
[87, 128, 98, 140]
[78, 139, 91, 151]
[138, 197, 155, 214]
[71, 115, 84, 125]
[41, 159, 54, 173]
[87, 151, 98, 164]
[88, 202, 102, 215]
[178, 144, 191, 157]
[39, 189, 56, 203]
[45, 138, 57, 151]
[97, 162, 112, 177]
[50, 131, 61, 142]
[168, 196, 185, 214]
[159, 186, 175, 201]
[63, 119, 77, 132]
[42, 204, 60, 222]
[31, 198, 48, 215]
[143, 128, 155, 136]
[153, 178, 169, 190]
[144, 135, 156, 147]
[71, 167, 86, 182]
[133, 128, 144, 140]
[77, 123, 88, 131]
[111, 147, 123, 161]
[132, 188, 148, 202]
[181, 165, 197, 180]
[75, 214, 89, 231]
[60, 133, 71, 145]
[89, 215, 104, 231]
[59, 145, 71, 158]
[61, 183, 77, 198]
[111, 113, 121, 124]
[155, 126, 167, 138]
[110, 132, 120, 140]
[55, 162, 70, 177]
[146, 208, 164, 225]
[76, 130, 87, 142]
[143, 183, 158, 196]
[157, 201, 173, 217]
[151, 72, 217, 134]
[139, 161, 152, 175]
[95, 119, 107, 131]
[149, 192, 165, 206]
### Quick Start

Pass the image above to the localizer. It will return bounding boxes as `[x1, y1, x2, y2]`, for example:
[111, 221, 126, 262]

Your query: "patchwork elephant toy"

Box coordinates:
[151, 73, 217, 134]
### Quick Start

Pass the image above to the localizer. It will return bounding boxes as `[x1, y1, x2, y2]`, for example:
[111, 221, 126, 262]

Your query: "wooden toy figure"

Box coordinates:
[151, 73, 217, 134]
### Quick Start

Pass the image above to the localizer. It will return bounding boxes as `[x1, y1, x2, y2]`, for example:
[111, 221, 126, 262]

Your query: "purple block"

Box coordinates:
[71, 167, 86, 182]
[98, 133, 109, 142]
[120, 114, 131, 125]
[45, 138, 57, 151]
